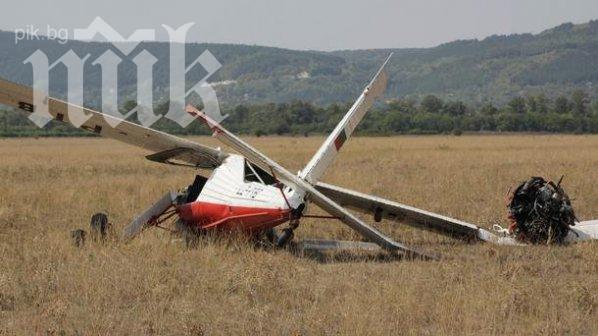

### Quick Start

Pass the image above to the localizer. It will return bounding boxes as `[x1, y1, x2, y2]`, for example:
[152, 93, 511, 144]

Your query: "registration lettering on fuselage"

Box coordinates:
[235, 184, 265, 199]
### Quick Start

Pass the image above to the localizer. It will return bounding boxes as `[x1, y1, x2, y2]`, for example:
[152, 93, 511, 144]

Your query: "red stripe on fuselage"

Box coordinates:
[176, 201, 290, 233]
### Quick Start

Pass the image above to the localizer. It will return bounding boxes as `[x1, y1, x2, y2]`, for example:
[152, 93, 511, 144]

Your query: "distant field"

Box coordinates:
[0, 135, 596, 335]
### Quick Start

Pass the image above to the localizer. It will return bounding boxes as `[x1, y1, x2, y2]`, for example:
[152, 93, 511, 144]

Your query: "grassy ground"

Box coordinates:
[0, 135, 596, 335]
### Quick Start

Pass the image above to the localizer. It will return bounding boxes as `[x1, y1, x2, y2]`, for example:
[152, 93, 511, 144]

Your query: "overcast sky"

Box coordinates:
[3, 0, 598, 51]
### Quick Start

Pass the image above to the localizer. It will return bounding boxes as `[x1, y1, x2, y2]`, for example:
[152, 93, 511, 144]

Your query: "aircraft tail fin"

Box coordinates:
[299, 53, 392, 184]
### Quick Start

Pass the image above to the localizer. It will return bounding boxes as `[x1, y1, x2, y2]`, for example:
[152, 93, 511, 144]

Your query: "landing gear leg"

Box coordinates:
[276, 203, 304, 248]
[276, 219, 299, 248]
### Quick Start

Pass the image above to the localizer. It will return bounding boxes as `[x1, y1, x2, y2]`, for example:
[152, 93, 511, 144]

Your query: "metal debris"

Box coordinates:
[507, 176, 577, 244]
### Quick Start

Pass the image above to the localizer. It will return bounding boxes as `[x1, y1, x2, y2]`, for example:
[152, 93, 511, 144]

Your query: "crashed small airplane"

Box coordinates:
[0, 55, 596, 259]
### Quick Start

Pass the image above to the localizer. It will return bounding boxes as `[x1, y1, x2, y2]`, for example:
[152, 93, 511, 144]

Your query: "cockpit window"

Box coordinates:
[244, 160, 277, 185]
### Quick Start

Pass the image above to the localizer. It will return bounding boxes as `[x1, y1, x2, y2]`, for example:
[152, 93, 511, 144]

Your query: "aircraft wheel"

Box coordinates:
[90, 212, 109, 242]
[276, 228, 295, 247]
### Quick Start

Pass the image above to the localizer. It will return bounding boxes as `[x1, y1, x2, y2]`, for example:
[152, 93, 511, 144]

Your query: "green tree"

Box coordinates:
[436, 114, 453, 132]
[589, 112, 598, 132]
[508, 97, 526, 114]
[289, 101, 316, 124]
[420, 95, 444, 114]
[1, 110, 7, 133]
[497, 113, 519, 131]
[443, 101, 468, 116]
[571, 90, 589, 116]
[412, 112, 438, 132]
[234, 104, 249, 124]
[535, 94, 549, 114]
[480, 103, 498, 116]
[526, 96, 538, 113]
[388, 99, 417, 115]
[382, 111, 411, 133]
[554, 96, 571, 114]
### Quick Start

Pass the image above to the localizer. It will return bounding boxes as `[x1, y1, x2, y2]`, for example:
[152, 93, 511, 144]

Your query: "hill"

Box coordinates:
[2, 20, 598, 106]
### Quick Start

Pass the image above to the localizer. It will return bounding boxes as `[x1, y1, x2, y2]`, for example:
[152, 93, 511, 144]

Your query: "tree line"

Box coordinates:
[2, 90, 598, 137]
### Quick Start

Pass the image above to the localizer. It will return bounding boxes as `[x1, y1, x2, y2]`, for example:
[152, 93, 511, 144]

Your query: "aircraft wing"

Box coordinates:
[315, 182, 499, 242]
[187, 105, 437, 260]
[0, 78, 226, 169]
[300, 54, 390, 184]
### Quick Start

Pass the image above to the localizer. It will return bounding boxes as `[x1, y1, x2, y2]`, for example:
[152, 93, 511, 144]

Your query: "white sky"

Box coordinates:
[2, 0, 598, 50]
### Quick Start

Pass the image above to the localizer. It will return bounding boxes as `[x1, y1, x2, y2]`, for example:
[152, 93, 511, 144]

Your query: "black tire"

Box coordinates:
[276, 228, 295, 248]
[90, 212, 109, 241]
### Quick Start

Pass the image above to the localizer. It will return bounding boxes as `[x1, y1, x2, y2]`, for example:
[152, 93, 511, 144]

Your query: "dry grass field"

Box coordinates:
[0, 135, 597, 335]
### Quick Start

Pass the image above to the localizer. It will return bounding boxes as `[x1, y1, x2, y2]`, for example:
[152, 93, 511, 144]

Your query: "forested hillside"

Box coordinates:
[1, 20, 598, 106]
[2, 20, 598, 135]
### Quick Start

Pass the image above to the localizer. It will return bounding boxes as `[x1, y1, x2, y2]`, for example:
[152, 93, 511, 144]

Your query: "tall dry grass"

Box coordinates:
[0, 135, 596, 335]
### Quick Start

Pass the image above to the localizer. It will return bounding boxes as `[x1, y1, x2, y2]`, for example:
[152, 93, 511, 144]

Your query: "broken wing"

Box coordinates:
[0, 78, 226, 169]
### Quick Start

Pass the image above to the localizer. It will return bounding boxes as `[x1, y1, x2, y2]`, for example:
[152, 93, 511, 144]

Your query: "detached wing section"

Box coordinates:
[315, 182, 500, 243]
[0, 78, 226, 168]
